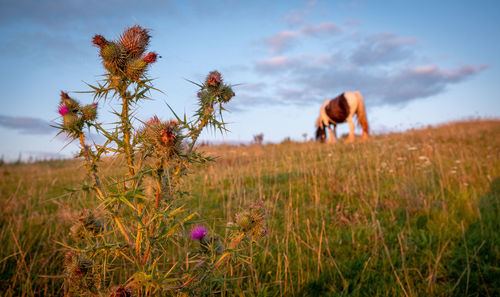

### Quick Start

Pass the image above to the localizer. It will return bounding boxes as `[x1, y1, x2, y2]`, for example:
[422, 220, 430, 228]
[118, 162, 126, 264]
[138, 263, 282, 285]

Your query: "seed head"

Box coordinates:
[190, 226, 208, 240]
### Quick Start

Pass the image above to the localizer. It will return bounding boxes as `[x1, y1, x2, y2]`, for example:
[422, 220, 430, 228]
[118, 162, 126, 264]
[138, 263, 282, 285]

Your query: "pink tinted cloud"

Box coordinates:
[265, 31, 299, 54]
[301, 22, 340, 36]
[264, 22, 340, 54]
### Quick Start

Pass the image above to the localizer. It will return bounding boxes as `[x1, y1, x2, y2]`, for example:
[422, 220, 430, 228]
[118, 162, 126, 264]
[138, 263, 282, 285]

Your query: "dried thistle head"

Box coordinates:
[120, 25, 150, 58]
[140, 116, 183, 159]
[64, 251, 93, 280]
[79, 210, 104, 235]
[235, 200, 268, 238]
[109, 286, 133, 297]
[70, 211, 103, 240]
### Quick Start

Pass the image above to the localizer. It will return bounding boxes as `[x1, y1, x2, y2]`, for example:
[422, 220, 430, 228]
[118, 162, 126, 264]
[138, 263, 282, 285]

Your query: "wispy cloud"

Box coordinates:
[300, 22, 340, 36]
[265, 31, 300, 55]
[350, 32, 417, 66]
[0, 115, 53, 135]
[263, 22, 340, 54]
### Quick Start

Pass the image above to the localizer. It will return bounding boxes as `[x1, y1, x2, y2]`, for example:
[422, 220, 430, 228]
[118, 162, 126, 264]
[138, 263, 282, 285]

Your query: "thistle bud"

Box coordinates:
[92, 34, 108, 49]
[236, 212, 253, 232]
[125, 58, 147, 80]
[143, 52, 157, 64]
[101, 42, 122, 62]
[63, 113, 83, 131]
[60, 91, 80, 112]
[81, 103, 98, 122]
[219, 85, 235, 103]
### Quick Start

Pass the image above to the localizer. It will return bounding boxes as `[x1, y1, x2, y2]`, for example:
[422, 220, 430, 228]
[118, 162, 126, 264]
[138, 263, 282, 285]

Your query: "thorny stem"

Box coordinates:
[121, 95, 135, 178]
[79, 133, 101, 189]
[188, 117, 209, 153]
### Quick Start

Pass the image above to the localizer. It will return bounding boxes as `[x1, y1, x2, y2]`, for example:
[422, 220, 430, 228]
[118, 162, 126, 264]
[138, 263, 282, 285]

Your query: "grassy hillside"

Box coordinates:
[1, 120, 499, 296]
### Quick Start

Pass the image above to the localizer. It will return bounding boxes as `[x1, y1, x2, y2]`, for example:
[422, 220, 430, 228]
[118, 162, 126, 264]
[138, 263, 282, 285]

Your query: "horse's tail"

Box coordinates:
[356, 93, 369, 135]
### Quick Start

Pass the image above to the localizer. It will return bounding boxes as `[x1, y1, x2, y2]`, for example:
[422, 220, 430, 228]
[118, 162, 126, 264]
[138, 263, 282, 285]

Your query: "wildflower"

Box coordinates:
[60, 91, 80, 112]
[206, 71, 222, 87]
[143, 52, 157, 64]
[59, 105, 69, 116]
[190, 226, 208, 240]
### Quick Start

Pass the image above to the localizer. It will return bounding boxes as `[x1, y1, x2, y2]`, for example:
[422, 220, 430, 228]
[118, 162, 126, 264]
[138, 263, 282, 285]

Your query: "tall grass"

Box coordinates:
[1, 120, 499, 296]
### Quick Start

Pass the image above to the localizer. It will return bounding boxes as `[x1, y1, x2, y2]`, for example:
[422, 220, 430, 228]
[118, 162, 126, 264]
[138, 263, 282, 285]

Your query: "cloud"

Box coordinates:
[283, 0, 317, 26]
[263, 22, 340, 54]
[247, 24, 488, 108]
[265, 31, 300, 54]
[350, 32, 417, 66]
[301, 22, 340, 36]
[382, 64, 489, 103]
[254, 56, 302, 73]
[250, 51, 487, 107]
[0, 115, 53, 135]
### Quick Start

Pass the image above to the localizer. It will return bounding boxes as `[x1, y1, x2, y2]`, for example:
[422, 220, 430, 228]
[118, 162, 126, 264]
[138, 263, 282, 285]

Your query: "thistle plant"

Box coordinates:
[56, 25, 267, 296]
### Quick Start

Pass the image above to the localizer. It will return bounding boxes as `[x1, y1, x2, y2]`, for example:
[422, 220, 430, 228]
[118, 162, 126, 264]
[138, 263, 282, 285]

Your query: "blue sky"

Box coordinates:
[0, 0, 499, 160]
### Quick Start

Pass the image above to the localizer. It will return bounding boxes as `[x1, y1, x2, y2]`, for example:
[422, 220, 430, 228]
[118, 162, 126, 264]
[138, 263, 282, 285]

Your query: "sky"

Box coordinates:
[0, 0, 499, 160]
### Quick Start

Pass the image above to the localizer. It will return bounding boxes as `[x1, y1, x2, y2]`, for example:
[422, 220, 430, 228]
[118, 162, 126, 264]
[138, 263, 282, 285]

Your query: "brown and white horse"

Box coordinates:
[315, 91, 369, 143]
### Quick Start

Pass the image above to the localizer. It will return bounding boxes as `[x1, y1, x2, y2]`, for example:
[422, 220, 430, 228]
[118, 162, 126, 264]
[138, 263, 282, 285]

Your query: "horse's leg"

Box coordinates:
[346, 118, 355, 143]
[327, 125, 336, 143]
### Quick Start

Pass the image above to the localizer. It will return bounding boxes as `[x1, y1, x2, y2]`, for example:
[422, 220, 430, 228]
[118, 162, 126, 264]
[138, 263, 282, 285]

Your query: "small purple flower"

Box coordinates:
[190, 226, 207, 240]
[59, 105, 69, 116]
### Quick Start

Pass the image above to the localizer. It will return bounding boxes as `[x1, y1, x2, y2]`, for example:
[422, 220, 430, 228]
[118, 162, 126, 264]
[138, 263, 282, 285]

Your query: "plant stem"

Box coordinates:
[121, 96, 135, 177]
[79, 133, 101, 189]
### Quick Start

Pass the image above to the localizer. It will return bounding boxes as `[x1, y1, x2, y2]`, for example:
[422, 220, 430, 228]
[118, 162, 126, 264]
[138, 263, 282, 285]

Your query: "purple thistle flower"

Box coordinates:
[190, 226, 207, 240]
[59, 105, 69, 116]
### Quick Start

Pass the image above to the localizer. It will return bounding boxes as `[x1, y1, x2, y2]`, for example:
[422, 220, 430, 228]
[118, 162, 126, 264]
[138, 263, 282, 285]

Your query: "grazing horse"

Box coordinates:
[315, 91, 369, 143]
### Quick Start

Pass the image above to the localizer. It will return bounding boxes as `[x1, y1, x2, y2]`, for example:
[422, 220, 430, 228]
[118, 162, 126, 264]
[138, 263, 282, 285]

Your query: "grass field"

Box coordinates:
[1, 120, 499, 296]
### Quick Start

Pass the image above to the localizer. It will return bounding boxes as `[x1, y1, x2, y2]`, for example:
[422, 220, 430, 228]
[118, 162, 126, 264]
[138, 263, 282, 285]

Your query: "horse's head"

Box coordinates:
[315, 124, 326, 143]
